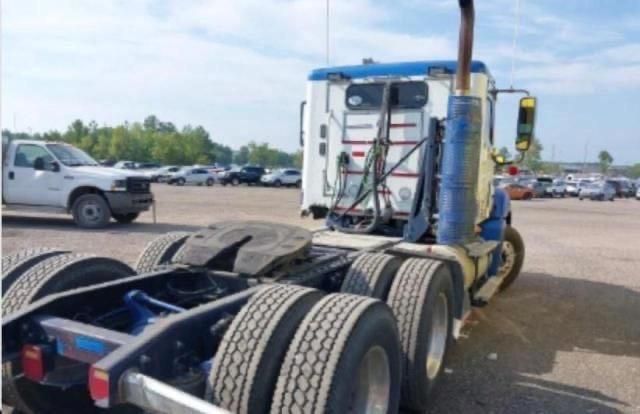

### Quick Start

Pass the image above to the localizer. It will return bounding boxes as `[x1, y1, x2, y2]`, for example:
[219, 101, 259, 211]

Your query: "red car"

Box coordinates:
[505, 184, 534, 200]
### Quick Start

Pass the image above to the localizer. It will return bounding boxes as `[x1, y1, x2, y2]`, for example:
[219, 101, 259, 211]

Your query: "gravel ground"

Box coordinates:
[2, 184, 639, 413]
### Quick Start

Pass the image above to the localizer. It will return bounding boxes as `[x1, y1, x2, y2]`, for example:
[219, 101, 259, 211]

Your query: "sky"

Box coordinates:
[1, 0, 639, 164]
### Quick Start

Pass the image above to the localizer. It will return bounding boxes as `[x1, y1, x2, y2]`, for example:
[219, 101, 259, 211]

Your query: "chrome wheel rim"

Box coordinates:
[349, 345, 390, 414]
[80, 201, 103, 223]
[426, 293, 448, 380]
[498, 241, 516, 279]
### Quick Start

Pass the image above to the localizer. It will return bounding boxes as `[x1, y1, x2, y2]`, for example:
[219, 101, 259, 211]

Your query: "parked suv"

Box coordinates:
[261, 168, 302, 187]
[168, 167, 216, 186]
[579, 182, 615, 201]
[549, 179, 567, 197]
[219, 166, 265, 186]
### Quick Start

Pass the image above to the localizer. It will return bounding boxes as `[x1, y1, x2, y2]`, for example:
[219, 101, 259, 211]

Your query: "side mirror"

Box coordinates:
[515, 96, 537, 152]
[51, 161, 60, 172]
[33, 157, 45, 171]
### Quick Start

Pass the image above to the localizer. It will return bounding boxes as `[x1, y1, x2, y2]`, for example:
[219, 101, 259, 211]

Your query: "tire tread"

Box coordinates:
[271, 294, 378, 414]
[134, 231, 190, 273]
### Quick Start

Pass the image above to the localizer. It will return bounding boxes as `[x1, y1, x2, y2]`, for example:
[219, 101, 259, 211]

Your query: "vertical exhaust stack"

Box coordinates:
[436, 0, 483, 245]
[455, 0, 475, 93]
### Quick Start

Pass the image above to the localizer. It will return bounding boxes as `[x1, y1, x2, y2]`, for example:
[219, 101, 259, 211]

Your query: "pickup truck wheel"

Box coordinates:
[341, 253, 402, 299]
[113, 212, 139, 224]
[72, 193, 111, 228]
[135, 231, 190, 273]
[177, 178, 186, 186]
[386, 258, 454, 411]
[2, 248, 67, 294]
[273, 179, 282, 187]
[271, 294, 401, 414]
[206, 178, 214, 186]
[231, 177, 240, 186]
[2, 253, 135, 414]
[208, 285, 323, 414]
[498, 226, 525, 292]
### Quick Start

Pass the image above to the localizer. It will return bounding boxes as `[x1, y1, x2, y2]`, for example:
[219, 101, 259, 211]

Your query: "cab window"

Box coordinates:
[346, 81, 428, 110]
[14, 144, 54, 168]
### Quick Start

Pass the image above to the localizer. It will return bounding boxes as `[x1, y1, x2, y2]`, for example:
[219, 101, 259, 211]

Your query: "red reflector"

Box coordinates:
[508, 165, 519, 176]
[89, 366, 110, 401]
[351, 151, 365, 158]
[22, 345, 45, 381]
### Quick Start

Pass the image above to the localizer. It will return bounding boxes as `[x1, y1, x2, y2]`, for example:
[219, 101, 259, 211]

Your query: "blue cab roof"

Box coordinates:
[308, 60, 489, 81]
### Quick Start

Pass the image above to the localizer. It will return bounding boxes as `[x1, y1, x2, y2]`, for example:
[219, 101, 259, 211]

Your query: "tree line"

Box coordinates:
[2, 115, 302, 169]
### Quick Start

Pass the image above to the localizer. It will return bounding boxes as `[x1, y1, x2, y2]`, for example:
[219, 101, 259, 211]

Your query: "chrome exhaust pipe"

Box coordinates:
[120, 370, 231, 414]
[456, 0, 475, 93]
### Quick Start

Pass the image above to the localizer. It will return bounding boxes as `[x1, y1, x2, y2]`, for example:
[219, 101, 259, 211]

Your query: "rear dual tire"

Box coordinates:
[209, 286, 402, 414]
[271, 294, 402, 414]
[341, 253, 402, 299]
[2, 248, 68, 294]
[208, 285, 323, 413]
[134, 231, 191, 273]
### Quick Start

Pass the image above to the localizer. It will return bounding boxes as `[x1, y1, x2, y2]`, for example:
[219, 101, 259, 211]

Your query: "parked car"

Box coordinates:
[536, 176, 553, 197]
[617, 180, 634, 198]
[168, 167, 216, 186]
[113, 160, 137, 170]
[505, 183, 534, 200]
[99, 159, 117, 167]
[565, 181, 580, 196]
[145, 165, 181, 182]
[579, 182, 615, 201]
[261, 168, 302, 187]
[549, 179, 567, 197]
[219, 166, 266, 186]
[524, 181, 546, 198]
[135, 162, 161, 170]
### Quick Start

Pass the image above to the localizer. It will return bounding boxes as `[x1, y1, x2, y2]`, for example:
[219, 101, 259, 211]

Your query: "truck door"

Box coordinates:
[4, 143, 61, 206]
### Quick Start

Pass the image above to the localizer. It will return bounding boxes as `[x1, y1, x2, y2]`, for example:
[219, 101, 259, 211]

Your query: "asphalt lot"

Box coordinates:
[2, 184, 640, 413]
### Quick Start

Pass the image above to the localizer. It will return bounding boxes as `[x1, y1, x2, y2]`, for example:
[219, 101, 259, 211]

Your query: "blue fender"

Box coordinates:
[480, 188, 511, 276]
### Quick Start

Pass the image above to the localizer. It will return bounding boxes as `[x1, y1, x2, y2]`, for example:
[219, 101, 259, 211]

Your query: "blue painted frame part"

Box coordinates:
[75, 336, 107, 355]
[490, 187, 511, 220]
[482, 188, 511, 276]
[308, 60, 490, 81]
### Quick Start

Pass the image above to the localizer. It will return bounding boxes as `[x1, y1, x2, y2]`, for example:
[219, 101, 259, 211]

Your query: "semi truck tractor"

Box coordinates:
[2, 139, 154, 228]
[1, 1, 537, 412]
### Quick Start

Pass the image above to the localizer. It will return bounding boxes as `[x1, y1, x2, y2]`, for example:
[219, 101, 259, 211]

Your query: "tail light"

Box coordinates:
[508, 165, 519, 176]
[21, 345, 46, 381]
[89, 366, 110, 401]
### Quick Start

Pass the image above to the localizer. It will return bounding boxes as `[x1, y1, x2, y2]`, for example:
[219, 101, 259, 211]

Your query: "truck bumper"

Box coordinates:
[105, 192, 153, 214]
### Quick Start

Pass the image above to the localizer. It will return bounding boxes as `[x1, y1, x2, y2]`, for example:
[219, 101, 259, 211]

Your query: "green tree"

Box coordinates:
[234, 146, 250, 165]
[627, 163, 640, 179]
[292, 150, 303, 169]
[598, 150, 613, 174]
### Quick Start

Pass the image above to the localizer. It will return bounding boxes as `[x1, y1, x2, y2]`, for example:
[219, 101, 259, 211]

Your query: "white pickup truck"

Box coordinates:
[2, 139, 154, 228]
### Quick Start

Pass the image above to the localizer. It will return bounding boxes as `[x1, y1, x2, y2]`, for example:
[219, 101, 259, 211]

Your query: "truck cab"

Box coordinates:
[301, 61, 505, 230]
[2, 139, 153, 227]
